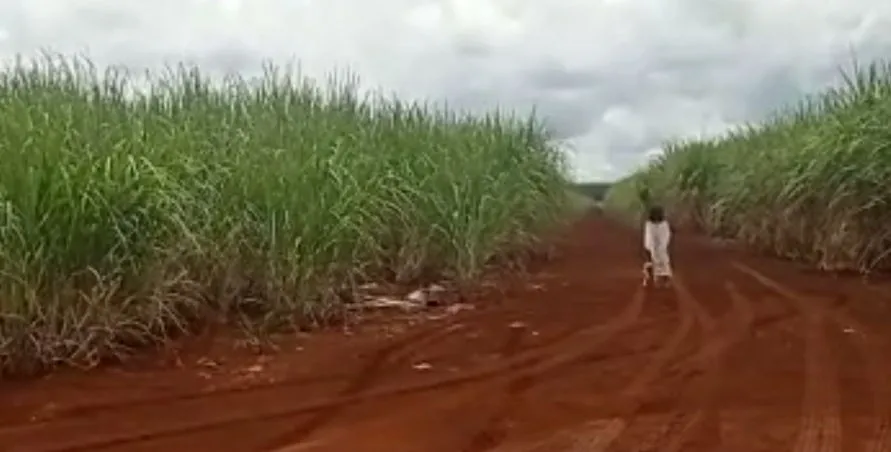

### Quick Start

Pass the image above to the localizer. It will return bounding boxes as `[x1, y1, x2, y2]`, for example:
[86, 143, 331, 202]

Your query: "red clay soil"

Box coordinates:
[2, 214, 891, 452]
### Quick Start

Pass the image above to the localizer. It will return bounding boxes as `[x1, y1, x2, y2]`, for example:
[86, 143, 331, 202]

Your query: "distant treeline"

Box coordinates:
[572, 182, 612, 201]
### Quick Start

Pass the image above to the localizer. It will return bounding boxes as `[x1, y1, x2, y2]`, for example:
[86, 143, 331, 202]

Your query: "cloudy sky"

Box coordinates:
[1, 0, 890, 181]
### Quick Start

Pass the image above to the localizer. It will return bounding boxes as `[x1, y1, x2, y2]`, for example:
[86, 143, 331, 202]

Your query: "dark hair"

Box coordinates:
[647, 205, 665, 223]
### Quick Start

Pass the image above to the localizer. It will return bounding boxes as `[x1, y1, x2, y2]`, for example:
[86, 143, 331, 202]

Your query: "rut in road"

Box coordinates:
[734, 263, 842, 452]
[260, 310, 509, 448]
[490, 268, 794, 452]
[734, 262, 891, 452]
[536, 275, 743, 452]
[5, 326, 655, 452]
[598, 275, 710, 452]
[458, 286, 648, 452]
[643, 279, 753, 452]
[497, 274, 704, 452]
[262, 302, 604, 450]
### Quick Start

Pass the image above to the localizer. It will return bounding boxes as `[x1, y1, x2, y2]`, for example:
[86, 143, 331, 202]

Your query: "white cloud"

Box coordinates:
[1, 0, 890, 181]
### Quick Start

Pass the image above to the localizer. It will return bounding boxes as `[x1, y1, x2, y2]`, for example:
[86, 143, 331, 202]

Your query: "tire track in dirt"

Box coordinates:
[735, 263, 891, 451]
[640, 279, 753, 452]
[262, 296, 651, 452]
[816, 296, 891, 452]
[14, 301, 602, 432]
[457, 286, 648, 452]
[531, 274, 700, 452]
[2, 313, 483, 450]
[838, 315, 891, 452]
[823, 298, 890, 452]
[0, 300, 584, 450]
[583, 274, 717, 452]
[259, 314, 480, 448]
[7, 295, 644, 452]
[454, 321, 532, 451]
[495, 268, 801, 452]
[508, 274, 756, 452]
[733, 263, 842, 452]
[0, 351, 558, 451]
[459, 326, 530, 452]
[264, 292, 644, 451]
[0, 309, 492, 430]
[490, 419, 628, 452]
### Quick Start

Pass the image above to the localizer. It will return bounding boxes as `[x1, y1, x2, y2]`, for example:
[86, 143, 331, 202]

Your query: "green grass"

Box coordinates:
[0, 54, 573, 376]
[604, 59, 891, 273]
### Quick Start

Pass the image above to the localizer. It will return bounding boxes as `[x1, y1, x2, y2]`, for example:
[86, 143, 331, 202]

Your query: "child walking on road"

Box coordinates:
[642, 205, 673, 287]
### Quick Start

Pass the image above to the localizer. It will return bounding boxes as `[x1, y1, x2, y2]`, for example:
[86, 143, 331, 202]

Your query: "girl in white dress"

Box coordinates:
[643, 205, 672, 287]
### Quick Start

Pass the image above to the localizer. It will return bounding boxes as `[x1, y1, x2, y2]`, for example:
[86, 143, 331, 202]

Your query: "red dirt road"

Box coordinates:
[2, 214, 891, 452]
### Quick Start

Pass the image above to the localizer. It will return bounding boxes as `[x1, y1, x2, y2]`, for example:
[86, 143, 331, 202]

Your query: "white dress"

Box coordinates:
[643, 220, 673, 277]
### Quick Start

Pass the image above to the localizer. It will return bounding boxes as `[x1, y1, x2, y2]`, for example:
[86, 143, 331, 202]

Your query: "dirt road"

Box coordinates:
[2, 214, 891, 452]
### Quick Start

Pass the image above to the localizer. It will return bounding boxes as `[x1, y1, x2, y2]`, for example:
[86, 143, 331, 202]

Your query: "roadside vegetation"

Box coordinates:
[573, 182, 612, 202]
[605, 60, 891, 274]
[0, 54, 573, 376]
